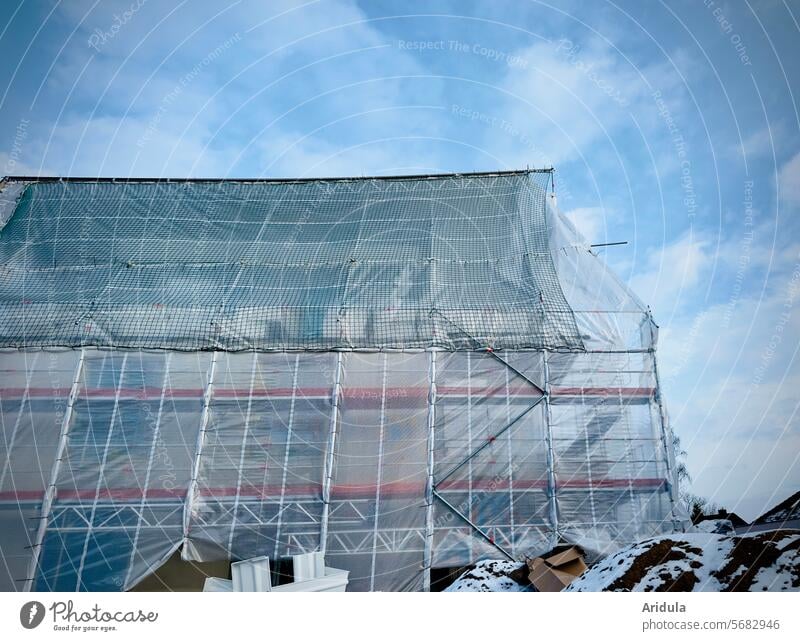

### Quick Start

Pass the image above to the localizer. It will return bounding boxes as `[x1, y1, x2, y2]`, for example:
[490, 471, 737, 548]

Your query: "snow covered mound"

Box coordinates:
[444, 560, 530, 592]
[566, 529, 800, 592]
[691, 519, 735, 534]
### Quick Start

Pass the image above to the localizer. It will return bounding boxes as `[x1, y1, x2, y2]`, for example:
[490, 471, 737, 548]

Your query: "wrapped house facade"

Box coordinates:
[0, 170, 686, 591]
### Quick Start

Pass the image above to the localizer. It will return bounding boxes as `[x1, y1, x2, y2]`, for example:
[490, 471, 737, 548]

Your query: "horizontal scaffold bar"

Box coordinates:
[0, 385, 656, 400]
[0, 478, 667, 503]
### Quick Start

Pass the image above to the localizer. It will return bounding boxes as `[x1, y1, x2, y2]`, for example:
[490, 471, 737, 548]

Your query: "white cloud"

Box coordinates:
[563, 206, 608, 244]
[35, 115, 244, 177]
[486, 40, 643, 166]
[655, 259, 800, 520]
[25, 0, 441, 178]
[628, 232, 712, 317]
[0, 151, 54, 177]
[778, 151, 800, 208]
[257, 131, 448, 178]
[460, 34, 688, 174]
[732, 122, 784, 159]
[627, 213, 800, 520]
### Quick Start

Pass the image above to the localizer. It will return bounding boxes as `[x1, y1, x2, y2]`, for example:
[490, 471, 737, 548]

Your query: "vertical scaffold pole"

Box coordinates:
[369, 354, 388, 591]
[466, 351, 474, 563]
[273, 353, 301, 558]
[542, 350, 559, 544]
[183, 351, 218, 549]
[648, 311, 681, 530]
[423, 349, 437, 592]
[25, 348, 85, 592]
[320, 351, 343, 554]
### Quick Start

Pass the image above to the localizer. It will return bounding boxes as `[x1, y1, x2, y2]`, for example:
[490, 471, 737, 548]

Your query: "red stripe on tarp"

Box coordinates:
[436, 478, 666, 491]
[0, 387, 204, 399]
[437, 386, 542, 397]
[437, 479, 546, 491]
[557, 477, 665, 489]
[196, 485, 323, 498]
[550, 387, 655, 398]
[0, 488, 188, 501]
[0, 490, 45, 501]
[0, 388, 71, 398]
[58, 487, 188, 500]
[216, 387, 331, 398]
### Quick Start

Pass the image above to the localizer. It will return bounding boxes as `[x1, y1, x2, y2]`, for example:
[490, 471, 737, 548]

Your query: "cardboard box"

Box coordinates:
[527, 546, 587, 592]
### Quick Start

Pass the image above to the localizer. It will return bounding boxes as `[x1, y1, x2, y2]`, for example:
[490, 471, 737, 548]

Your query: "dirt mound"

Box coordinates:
[567, 529, 800, 592]
[443, 560, 530, 592]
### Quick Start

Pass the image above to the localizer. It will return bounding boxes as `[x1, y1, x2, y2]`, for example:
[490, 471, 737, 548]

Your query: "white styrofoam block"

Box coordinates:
[292, 551, 325, 582]
[203, 577, 233, 592]
[272, 567, 349, 592]
[231, 555, 272, 592]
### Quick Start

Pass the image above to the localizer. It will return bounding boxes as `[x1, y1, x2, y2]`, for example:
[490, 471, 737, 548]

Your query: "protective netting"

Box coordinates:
[0, 171, 687, 592]
[0, 172, 581, 351]
[546, 193, 654, 352]
[0, 347, 684, 592]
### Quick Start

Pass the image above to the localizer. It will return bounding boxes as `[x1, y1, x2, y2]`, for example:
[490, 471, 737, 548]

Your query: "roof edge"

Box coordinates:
[1, 168, 553, 185]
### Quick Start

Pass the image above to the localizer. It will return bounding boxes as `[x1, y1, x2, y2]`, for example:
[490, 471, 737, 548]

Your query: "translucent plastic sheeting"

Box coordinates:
[0, 347, 685, 591]
[0, 350, 77, 591]
[35, 351, 206, 590]
[0, 181, 26, 229]
[0, 173, 582, 351]
[546, 195, 655, 351]
[547, 351, 675, 557]
[325, 352, 429, 592]
[184, 352, 334, 563]
[432, 352, 552, 567]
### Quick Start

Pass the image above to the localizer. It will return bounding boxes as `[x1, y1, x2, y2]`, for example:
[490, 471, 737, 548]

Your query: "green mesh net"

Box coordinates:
[0, 171, 582, 350]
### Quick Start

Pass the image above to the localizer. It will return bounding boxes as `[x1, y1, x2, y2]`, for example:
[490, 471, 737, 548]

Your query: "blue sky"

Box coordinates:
[1, 0, 798, 520]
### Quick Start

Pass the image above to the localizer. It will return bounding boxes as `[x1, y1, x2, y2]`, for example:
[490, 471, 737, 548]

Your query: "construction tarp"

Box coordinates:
[0, 171, 687, 592]
[1, 347, 681, 591]
[0, 172, 581, 351]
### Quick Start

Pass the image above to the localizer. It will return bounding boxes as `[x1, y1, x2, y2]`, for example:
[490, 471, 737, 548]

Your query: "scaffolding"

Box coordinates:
[0, 171, 687, 592]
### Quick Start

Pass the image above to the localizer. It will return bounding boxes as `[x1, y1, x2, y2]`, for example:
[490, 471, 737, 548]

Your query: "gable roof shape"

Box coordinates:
[0, 169, 583, 351]
[753, 490, 800, 525]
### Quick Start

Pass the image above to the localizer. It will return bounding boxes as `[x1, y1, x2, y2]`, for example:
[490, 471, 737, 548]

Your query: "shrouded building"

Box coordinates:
[0, 170, 686, 591]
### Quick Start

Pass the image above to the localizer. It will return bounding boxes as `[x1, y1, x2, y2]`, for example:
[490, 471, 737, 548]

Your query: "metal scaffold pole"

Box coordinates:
[183, 351, 218, 551]
[320, 351, 343, 554]
[542, 350, 559, 544]
[647, 311, 682, 530]
[423, 349, 437, 591]
[369, 354, 389, 591]
[273, 354, 301, 558]
[24, 348, 85, 592]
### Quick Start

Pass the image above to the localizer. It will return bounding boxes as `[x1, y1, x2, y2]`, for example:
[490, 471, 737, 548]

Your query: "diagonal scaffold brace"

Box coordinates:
[428, 309, 549, 562]
[429, 309, 545, 395]
[434, 397, 545, 489]
[432, 490, 516, 562]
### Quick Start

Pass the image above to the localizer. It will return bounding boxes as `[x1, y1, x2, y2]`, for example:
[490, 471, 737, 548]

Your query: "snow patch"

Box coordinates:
[567, 530, 799, 592]
[444, 560, 530, 592]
